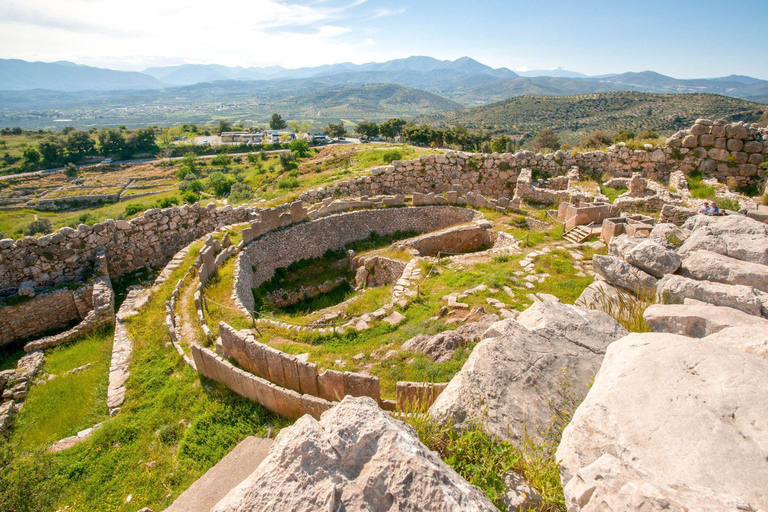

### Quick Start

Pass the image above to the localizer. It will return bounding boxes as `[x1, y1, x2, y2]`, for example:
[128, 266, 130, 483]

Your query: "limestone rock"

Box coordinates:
[211, 396, 497, 512]
[592, 255, 657, 294]
[624, 239, 681, 278]
[429, 302, 626, 442]
[607, 234, 645, 259]
[574, 279, 625, 310]
[656, 274, 768, 318]
[643, 303, 768, 338]
[680, 214, 768, 265]
[556, 333, 768, 511]
[702, 325, 768, 359]
[679, 250, 768, 293]
[402, 314, 499, 363]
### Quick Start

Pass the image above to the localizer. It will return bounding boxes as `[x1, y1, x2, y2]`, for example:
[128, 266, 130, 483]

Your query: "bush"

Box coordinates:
[124, 203, 145, 216]
[532, 128, 560, 152]
[23, 218, 53, 236]
[278, 151, 296, 170]
[155, 196, 179, 208]
[288, 139, 310, 158]
[246, 153, 259, 164]
[206, 172, 234, 197]
[382, 149, 403, 164]
[715, 197, 740, 211]
[613, 129, 635, 143]
[579, 131, 612, 149]
[276, 177, 299, 190]
[638, 129, 658, 139]
[182, 191, 199, 204]
[211, 153, 231, 169]
[228, 182, 254, 203]
[64, 162, 78, 178]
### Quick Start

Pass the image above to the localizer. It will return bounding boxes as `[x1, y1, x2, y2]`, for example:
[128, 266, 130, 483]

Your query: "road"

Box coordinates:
[0, 138, 365, 182]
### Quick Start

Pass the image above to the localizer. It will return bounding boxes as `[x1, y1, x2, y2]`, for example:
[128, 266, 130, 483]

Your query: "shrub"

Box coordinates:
[23, 218, 53, 236]
[124, 203, 145, 216]
[638, 129, 658, 139]
[155, 196, 179, 208]
[382, 149, 403, 164]
[613, 129, 635, 143]
[579, 131, 612, 149]
[276, 177, 299, 190]
[532, 128, 560, 152]
[246, 153, 259, 164]
[715, 197, 740, 211]
[182, 191, 199, 204]
[64, 162, 78, 178]
[211, 153, 231, 169]
[206, 172, 234, 197]
[288, 139, 310, 158]
[278, 151, 296, 170]
[228, 182, 254, 203]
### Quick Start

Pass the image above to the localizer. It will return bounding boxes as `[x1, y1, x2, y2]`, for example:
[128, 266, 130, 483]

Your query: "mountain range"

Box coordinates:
[1, 56, 767, 106]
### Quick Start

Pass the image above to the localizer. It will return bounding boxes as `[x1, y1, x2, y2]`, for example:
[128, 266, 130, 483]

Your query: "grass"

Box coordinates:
[0, 238, 289, 512]
[599, 185, 627, 203]
[686, 171, 716, 200]
[11, 329, 112, 451]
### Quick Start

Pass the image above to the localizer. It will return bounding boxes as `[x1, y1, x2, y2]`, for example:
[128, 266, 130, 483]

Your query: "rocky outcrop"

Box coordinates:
[657, 274, 768, 318]
[679, 214, 768, 265]
[429, 302, 627, 442]
[623, 239, 681, 278]
[211, 396, 497, 512]
[401, 314, 499, 363]
[592, 255, 657, 294]
[679, 250, 768, 293]
[556, 332, 768, 511]
[643, 303, 768, 338]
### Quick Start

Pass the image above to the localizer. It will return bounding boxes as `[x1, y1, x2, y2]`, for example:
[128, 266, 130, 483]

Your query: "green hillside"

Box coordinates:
[418, 92, 766, 143]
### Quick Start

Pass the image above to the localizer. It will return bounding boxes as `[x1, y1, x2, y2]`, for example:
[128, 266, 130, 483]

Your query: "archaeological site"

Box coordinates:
[1, 114, 767, 512]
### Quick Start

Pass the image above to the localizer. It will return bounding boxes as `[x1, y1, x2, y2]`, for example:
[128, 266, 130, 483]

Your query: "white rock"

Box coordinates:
[679, 250, 768, 293]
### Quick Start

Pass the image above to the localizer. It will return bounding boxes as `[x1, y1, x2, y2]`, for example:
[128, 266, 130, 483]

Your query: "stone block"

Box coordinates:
[296, 360, 319, 397]
[317, 369, 345, 402]
[280, 354, 302, 393]
[300, 394, 334, 420]
[290, 201, 308, 223]
[274, 387, 304, 420]
[264, 346, 286, 388]
[343, 372, 380, 401]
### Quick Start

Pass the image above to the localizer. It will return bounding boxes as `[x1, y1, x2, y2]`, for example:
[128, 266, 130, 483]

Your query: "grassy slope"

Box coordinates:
[418, 91, 766, 143]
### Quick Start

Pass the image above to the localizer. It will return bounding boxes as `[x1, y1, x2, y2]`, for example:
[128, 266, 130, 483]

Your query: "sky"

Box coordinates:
[1, 0, 767, 78]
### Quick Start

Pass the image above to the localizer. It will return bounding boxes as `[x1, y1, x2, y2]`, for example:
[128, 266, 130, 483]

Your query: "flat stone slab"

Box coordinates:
[165, 436, 274, 512]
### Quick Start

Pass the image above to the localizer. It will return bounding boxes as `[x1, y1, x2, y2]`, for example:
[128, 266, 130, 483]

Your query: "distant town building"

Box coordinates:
[220, 132, 263, 144]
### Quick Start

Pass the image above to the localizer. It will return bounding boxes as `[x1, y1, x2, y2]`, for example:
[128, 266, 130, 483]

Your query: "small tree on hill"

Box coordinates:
[490, 135, 511, 154]
[218, 120, 233, 134]
[532, 128, 561, 152]
[270, 114, 287, 130]
[326, 122, 347, 139]
[355, 121, 379, 138]
[379, 118, 406, 140]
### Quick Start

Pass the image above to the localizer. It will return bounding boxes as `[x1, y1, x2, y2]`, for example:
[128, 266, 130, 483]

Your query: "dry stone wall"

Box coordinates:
[234, 206, 477, 315]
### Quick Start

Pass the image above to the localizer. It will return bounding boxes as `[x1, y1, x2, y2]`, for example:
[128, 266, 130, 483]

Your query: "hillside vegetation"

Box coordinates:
[418, 92, 766, 143]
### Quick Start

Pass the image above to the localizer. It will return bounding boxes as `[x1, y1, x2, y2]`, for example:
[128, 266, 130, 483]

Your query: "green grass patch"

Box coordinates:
[599, 185, 627, 203]
[686, 171, 716, 200]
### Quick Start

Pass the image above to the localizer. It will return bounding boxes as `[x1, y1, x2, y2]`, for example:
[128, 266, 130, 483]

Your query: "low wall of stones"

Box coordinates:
[267, 278, 349, 308]
[24, 250, 115, 352]
[0, 202, 260, 292]
[391, 221, 492, 257]
[216, 322, 446, 413]
[352, 257, 405, 288]
[297, 120, 766, 206]
[234, 206, 477, 316]
[0, 285, 93, 347]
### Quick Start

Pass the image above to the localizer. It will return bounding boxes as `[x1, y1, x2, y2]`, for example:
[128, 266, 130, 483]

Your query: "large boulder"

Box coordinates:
[429, 302, 627, 443]
[680, 214, 768, 265]
[649, 223, 690, 245]
[624, 239, 681, 278]
[607, 234, 645, 259]
[656, 274, 768, 318]
[574, 279, 625, 310]
[592, 255, 657, 295]
[702, 326, 768, 359]
[679, 250, 768, 293]
[556, 333, 768, 511]
[643, 303, 768, 338]
[212, 396, 497, 512]
[402, 314, 499, 363]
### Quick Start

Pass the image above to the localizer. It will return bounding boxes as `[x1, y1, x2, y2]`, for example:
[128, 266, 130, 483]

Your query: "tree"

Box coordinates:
[579, 131, 612, 149]
[24, 218, 53, 236]
[279, 151, 296, 170]
[326, 122, 347, 139]
[62, 126, 75, 135]
[269, 114, 287, 130]
[64, 162, 79, 177]
[401, 123, 437, 146]
[206, 172, 234, 197]
[211, 153, 232, 169]
[229, 182, 254, 203]
[614, 129, 635, 143]
[355, 121, 379, 138]
[65, 130, 95, 161]
[178, 152, 199, 176]
[126, 127, 158, 154]
[217, 120, 233, 133]
[38, 139, 63, 164]
[22, 147, 41, 165]
[379, 118, 406, 140]
[288, 139, 310, 158]
[532, 128, 561, 152]
[97, 128, 127, 157]
[490, 135, 511, 154]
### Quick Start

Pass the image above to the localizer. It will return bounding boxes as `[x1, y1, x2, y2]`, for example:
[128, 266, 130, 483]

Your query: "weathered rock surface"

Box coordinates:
[680, 250, 768, 293]
[649, 222, 690, 245]
[702, 325, 768, 359]
[607, 234, 645, 259]
[429, 302, 626, 442]
[680, 214, 768, 265]
[574, 279, 625, 310]
[657, 274, 768, 318]
[212, 396, 497, 512]
[644, 303, 768, 339]
[401, 314, 499, 363]
[592, 255, 657, 294]
[557, 333, 768, 511]
[624, 239, 681, 278]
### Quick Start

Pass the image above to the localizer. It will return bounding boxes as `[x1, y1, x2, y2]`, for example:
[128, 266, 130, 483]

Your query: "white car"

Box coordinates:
[101, 158, 113, 164]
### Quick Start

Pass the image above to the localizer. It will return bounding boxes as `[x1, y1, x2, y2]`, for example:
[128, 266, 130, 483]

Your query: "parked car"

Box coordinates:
[101, 158, 113, 164]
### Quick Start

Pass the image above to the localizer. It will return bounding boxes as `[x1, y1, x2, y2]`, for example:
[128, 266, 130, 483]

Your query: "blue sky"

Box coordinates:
[1, 0, 766, 78]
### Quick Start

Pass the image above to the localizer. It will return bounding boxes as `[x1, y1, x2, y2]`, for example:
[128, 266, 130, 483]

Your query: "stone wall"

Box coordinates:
[0, 202, 259, 292]
[0, 285, 92, 347]
[352, 257, 406, 288]
[234, 206, 477, 315]
[391, 221, 493, 257]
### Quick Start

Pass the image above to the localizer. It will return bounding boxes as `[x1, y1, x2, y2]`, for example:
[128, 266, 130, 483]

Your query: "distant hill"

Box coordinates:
[515, 68, 588, 78]
[417, 92, 766, 143]
[0, 59, 163, 91]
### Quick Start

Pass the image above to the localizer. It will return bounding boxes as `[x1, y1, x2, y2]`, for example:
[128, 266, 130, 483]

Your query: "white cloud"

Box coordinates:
[0, 0, 394, 69]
